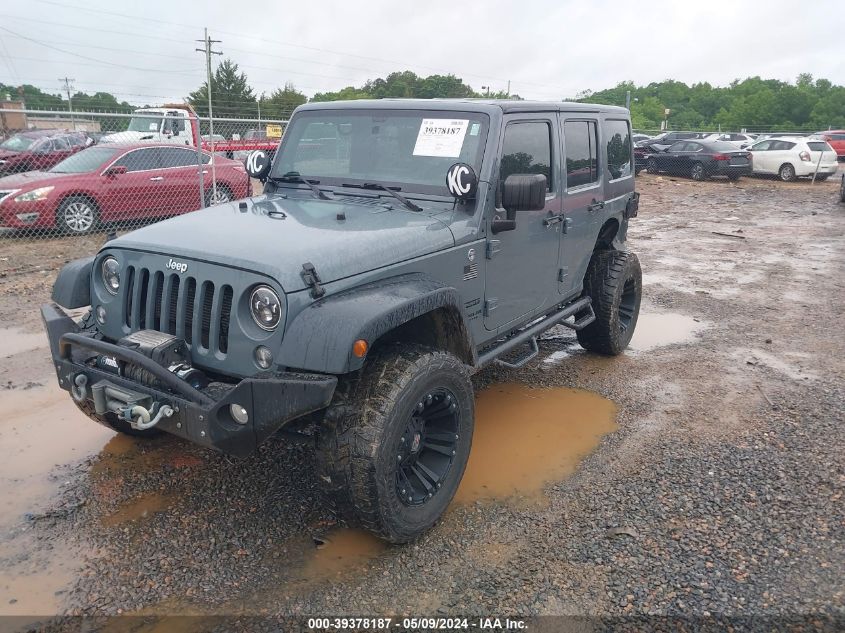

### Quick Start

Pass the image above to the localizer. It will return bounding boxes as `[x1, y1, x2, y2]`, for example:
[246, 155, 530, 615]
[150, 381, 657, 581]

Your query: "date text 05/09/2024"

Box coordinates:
[306, 617, 527, 630]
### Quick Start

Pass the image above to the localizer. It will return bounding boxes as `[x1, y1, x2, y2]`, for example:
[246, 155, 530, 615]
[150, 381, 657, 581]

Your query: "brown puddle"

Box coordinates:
[454, 383, 617, 504]
[300, 528, 388, 582]
[629, 312, 707, 351]
[0, 383, 115, 527]
[101, 492, 173, 527]
[0, 383, 116, 615]
[0, 533, 79, 616]
[0, 327, 48, 357]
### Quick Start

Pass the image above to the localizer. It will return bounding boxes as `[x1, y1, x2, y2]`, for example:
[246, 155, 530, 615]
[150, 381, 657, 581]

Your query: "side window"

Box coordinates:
[53, 137, 70, 151]
[688, 142, 703, 152]
[160, 147, 201, 168]
[500, 121, 552, 190]
[605, 119, 632, 180]
[113, 149, 162, 172]
[752, 140, 772, 151]
[667, 141, 687, 152]
[563, 120, 599, 188]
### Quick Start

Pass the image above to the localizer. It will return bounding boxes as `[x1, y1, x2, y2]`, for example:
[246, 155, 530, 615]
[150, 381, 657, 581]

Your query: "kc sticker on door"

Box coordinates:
[413, 119, 469, 157]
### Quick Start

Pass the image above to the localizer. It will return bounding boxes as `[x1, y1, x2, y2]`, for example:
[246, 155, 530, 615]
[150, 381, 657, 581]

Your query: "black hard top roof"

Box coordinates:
[298, 98, 629, 116]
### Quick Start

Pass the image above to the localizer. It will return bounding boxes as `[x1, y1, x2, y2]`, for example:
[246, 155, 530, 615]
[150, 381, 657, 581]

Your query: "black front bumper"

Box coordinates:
[42, 303, 337, 457]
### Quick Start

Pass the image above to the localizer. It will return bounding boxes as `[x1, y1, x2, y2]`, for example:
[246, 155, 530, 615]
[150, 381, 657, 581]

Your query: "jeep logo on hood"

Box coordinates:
[166, 258, 188, 273]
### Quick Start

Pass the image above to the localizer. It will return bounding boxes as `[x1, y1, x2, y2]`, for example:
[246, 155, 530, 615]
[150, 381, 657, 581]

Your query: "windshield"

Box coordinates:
[272, 109, 489, 195]
[0, 135, 37, 151]
[50, 147, 120, 173]
[126, 115, 163, 133]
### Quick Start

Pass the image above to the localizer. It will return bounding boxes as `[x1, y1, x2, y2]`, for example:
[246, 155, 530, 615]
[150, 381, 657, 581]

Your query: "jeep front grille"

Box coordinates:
[124, 266, 233, 356]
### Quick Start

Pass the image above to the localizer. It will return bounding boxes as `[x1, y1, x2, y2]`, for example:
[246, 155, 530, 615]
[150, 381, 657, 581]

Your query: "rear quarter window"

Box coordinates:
[605, 120, 632, 180]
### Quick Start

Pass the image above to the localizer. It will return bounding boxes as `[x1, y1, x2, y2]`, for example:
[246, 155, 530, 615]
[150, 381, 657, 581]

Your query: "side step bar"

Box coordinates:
[478, 297, 595, 369]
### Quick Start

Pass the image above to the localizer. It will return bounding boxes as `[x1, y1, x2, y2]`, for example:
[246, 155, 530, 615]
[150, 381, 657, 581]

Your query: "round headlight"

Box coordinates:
[249, 285, 282, 331]
[101, 257, 120, 295]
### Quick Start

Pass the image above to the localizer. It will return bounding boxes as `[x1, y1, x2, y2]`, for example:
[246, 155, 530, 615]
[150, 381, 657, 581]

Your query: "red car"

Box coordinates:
[0, 144, 249, 234]
[814, 130, 845, 162]
[0, 130, 90, 175]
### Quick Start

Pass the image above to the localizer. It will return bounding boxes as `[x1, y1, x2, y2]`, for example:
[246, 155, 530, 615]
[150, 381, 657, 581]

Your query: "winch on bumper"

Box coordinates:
[42, 303, 337, 458]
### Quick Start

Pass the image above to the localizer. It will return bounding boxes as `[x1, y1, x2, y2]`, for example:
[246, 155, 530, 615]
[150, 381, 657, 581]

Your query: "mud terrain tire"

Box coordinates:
[316, 343, 474, 543]
[577, 250, 642, 356]
[73, 399, 163, 438]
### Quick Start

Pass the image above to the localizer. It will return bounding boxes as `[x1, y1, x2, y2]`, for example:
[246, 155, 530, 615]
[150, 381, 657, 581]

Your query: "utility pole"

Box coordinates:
[258, 91, 265, 127]
[625, 90, 631, 110]
[60, 77, 76, 130]
[506, 80, 510, 98]
[196, 28, 222, 201]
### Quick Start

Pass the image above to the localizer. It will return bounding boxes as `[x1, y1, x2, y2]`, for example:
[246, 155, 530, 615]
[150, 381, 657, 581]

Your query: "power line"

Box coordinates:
[23, 0, 570, 96]
[0, 26, 200, 74]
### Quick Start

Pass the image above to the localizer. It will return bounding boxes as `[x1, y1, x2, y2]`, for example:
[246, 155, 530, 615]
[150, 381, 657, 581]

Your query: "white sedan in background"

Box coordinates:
[700, 133, 757, 148]
[746, 137, 839, 181]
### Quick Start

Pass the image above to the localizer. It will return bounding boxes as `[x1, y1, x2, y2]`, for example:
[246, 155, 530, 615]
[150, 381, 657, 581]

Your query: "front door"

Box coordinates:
[100, 148, 166, 220]
[559, 117, 603, 298]
[483, 116, 561, 332]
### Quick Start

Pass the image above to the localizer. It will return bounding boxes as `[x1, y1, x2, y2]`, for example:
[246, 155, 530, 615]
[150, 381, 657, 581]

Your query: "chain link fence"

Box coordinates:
[0, 108, 284, 241]
[1, 108, 842, 251]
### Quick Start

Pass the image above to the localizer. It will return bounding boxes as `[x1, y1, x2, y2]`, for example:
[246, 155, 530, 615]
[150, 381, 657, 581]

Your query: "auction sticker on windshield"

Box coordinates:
[413, 119, 469, 157]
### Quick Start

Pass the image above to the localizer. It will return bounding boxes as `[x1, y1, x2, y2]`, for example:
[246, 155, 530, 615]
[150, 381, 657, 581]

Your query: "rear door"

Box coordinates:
[769, 140, 797, 172]
[559, 116, 603, 298]
[158, 147, 205, 213]
[484, 116, 561, 332]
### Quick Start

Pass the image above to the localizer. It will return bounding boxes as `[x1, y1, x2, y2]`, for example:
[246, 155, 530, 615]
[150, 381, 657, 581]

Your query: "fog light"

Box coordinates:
[254, 345, 273, 369]
[15, 212, 39, 224]
[96, 305, 107, 324]
[229, 404, 249, 425]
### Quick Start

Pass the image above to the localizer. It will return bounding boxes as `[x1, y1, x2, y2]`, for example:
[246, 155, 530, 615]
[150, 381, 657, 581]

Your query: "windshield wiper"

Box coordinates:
[271, 171, 330, 200]
[341, 182, 422, 212]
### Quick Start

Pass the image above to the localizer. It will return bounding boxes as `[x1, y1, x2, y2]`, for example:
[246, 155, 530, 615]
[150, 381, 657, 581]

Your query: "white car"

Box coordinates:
[701, 133, 756, 148]
[747, 137, 839, 181]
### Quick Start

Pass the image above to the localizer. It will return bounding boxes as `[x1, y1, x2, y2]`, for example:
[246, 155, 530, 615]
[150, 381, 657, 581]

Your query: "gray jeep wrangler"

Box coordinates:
[42, 99, 641, 542]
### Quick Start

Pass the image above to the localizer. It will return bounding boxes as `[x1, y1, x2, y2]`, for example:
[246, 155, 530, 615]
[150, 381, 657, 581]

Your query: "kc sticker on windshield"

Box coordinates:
[413, 119, 469, 158]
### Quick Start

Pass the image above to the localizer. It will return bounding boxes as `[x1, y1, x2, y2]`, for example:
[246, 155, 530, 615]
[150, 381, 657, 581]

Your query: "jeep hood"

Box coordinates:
[109, 194, 456, 292]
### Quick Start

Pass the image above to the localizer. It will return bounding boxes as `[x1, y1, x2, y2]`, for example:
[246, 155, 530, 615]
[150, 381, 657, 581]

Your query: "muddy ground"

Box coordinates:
[0, 171, 843, 631]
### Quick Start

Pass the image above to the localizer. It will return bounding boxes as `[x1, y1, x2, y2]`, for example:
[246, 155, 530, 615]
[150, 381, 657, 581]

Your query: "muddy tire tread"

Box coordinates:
[316, 343, 472, 542]
[577, 250, 642, 356]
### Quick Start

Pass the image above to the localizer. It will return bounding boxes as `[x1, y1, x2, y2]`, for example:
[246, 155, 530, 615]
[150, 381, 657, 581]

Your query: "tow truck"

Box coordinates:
[100, 104, 281, 159]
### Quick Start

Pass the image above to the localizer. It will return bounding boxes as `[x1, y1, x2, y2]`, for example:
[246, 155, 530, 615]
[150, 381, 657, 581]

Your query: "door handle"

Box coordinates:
[588, 200, 604, 213]
[543, 213, 565, 227]
[149, 176, 164, 181]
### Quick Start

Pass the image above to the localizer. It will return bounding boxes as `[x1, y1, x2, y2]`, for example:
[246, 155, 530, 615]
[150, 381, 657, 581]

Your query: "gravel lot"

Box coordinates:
[0, 171, 843, 631]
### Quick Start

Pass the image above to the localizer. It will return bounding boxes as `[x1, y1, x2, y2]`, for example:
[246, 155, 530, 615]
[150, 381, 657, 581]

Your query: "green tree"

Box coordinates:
[262, 82, 307, 120]
[311, 85, 373, 102]
[188, 58, 256, 119]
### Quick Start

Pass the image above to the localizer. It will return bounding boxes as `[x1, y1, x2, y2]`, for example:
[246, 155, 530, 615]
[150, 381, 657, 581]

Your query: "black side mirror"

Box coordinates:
[493, 174, 547, 234]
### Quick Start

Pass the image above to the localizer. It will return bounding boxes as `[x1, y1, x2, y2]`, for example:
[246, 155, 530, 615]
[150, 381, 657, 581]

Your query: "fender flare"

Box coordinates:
[279, 274, 477, 374]
[51, 256, 94, 309]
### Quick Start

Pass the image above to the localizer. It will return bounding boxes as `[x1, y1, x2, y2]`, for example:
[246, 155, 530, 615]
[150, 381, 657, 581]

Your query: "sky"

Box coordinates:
[0, 0, 842, 108]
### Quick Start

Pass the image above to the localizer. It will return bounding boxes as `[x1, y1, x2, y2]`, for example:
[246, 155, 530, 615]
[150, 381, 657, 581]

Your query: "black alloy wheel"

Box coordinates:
[395, 388, 460, 506]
